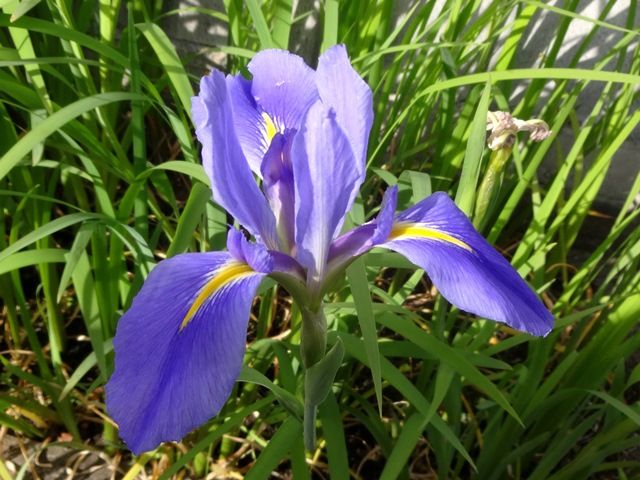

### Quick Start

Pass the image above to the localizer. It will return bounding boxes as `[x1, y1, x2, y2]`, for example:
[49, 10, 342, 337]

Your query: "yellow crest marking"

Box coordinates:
[389, 223, 473, 252]
[180, 262, 254, 331]
[261, 112, 278, 145]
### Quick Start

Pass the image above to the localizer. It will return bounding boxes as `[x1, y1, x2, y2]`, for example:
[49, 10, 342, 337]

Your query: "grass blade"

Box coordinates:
[346, 258, 383, 415]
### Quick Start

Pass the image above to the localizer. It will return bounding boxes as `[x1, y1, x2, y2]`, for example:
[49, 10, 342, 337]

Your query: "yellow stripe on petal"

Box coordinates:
[180, 262, 255, 331]
[262, 112, 278, 145]
[389, 223, 473, 252]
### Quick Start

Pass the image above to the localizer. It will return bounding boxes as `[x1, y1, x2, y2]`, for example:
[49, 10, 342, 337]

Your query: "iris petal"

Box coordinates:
[226, 228, 275, 274]
[226, 74, 266, 174]
[106, 252, 265, 454]
[327, 185, 398, 271]
[383, 193, 553, 336]
[293, 102, 361, 285]
[248, 49, 318, 131]
[261, 132, 296, 251]
[192, 71, 277, 248]
[316, 45, 373, 178]
[327, 189, 552, 335]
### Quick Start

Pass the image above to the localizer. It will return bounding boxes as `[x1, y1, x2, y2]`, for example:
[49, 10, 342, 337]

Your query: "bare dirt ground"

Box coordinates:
[1, 434, 114, 480]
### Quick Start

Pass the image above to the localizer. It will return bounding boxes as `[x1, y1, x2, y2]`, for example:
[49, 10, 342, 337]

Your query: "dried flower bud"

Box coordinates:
[486, 111, 551, 150]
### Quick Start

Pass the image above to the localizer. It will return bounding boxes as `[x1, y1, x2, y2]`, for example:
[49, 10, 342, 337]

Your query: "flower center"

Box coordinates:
[262, 111, 280, 146]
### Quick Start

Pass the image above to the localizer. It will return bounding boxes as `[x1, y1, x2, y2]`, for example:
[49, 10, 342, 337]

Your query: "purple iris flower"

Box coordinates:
[105, 46, 553, 454]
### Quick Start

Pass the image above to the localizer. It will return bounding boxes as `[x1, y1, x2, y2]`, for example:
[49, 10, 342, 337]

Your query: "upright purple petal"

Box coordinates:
[293, 102, 361, 285]
[316, 45, 373, 177]
[106, 252, 264, 454]
[261, 132, 296, 252]
[248, 50, 318, 131]
[226, 74, 266, 174]
[382, 193, 553, 336]
[192, 71, 277, 249]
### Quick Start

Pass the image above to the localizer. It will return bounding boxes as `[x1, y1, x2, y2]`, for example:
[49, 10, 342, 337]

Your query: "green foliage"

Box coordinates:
[1, 0, 639, 478]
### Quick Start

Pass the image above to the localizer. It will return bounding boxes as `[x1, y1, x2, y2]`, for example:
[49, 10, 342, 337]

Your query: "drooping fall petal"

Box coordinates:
[106, 252, 265, 454]
[382, 193, 553, 336]
[327, 188, 552, 335]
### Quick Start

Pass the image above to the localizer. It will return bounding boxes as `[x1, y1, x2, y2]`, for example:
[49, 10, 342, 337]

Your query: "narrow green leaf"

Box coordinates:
[378, 313, 523, 425]
[0, 356, 59, 397]
[0, 93, 146, 182]
[305, 338, 344, 407]
[0, 213, 97, 263]
[521, 0, 640, 35]
[149, 161, 210, 186]
[380, 364, 454, 480]
[408, 170, 432, 203]
[56, 223, 94, 302]
[455, 81, 491, 215]
[319, 391, 349, 477]
[0, 457, 14, 480]
[494, 2, 537, 70]
[245, 417, 302, 480]
[589, 390, 640, 426]
[347, 258, 383, 415]
[338, 332, 476, 469]
[9, 0, 41, 21]
[238, 366, 303, 420]
[157, 397, 274, 480]
[129, 6, 148, 238]
[271, 0, 292, 49]
[0, 411, 42, 437]
[321, 0, 339, 51]
[136, 23, 193, 117]
[364, 251, 415, 269]
[245, 0, 275, 49]
[71, 251, 107, 379]
[627, 363, 640, 389]
[166, 182, 211, 257]
[0, 248, 67, 275]
[59, 340, 114, 401]
[380, 412, 427, 480]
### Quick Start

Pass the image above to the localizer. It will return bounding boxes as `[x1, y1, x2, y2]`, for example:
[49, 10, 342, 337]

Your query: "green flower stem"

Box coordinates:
[299, 306, 330, 451]
[474, 146, 513, 230]
[300, 306, 327, 369]
[268, 272, 309, 307]
[302, 337, 345, 451]
[275, 284, 339, 451]
[303, 399, 318, 452]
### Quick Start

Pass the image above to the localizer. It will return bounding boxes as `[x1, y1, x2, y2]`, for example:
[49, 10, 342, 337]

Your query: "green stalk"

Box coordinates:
[300, 307, 327, 369]
[474, 146, 512, 230]
[303, 399, 318, 452]
[301, 306, 327, 450]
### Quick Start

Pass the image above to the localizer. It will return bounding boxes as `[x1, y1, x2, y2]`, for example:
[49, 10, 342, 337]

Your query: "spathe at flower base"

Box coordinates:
[105, 45, 553, 455]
